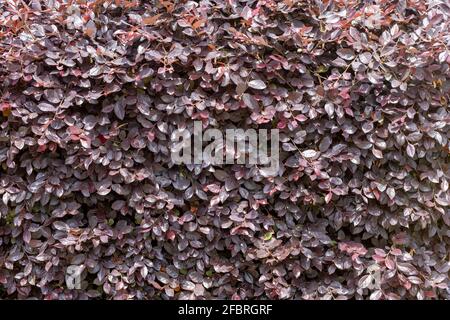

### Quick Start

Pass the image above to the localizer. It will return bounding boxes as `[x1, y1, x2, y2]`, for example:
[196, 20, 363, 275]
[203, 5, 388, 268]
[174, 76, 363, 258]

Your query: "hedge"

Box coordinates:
[0, 0, 449, 299]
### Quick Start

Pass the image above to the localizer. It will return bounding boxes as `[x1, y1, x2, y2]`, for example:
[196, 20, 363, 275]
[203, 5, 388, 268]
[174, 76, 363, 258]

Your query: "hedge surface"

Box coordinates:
[0, 0, 449, 299]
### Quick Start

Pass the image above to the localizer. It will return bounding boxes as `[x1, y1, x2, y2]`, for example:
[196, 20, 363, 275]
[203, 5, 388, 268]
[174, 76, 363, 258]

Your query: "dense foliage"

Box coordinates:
[0, 0, 449, 300]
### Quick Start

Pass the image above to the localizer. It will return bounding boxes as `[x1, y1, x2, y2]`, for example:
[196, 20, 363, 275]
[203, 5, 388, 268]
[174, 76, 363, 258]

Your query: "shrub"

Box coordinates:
[0, 0, 449, 300]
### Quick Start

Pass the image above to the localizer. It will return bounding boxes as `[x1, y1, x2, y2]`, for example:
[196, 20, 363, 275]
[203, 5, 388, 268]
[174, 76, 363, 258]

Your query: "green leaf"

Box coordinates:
[315, 65, 329, 73]
[263, 231, 274, 241]
[180, 268, 188, 275]
[205, 270, 214, 277]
